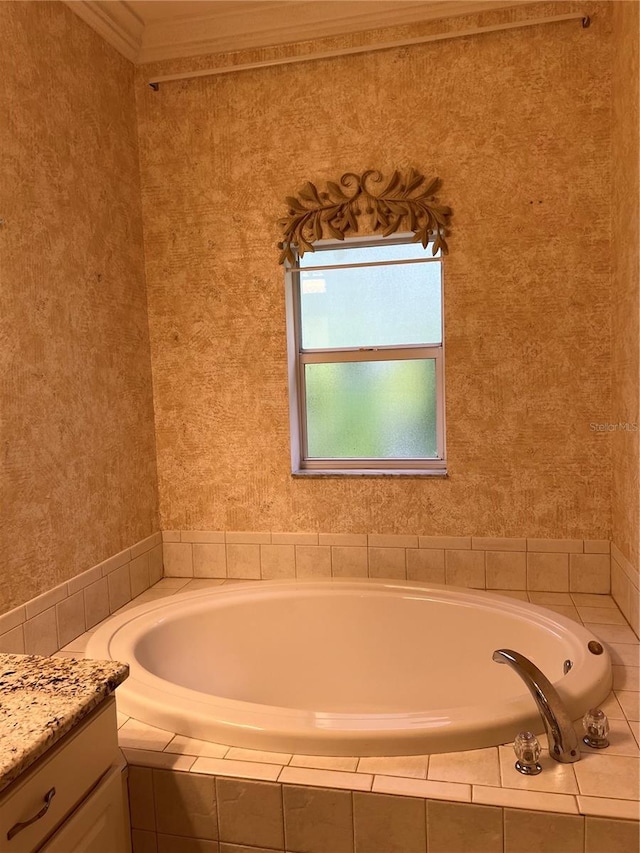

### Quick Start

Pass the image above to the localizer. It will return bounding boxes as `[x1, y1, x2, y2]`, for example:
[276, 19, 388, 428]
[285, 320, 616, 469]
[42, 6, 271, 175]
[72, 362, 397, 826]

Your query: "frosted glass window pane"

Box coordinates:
[300, 261, 441, 349]
[305, 360, 437, 459]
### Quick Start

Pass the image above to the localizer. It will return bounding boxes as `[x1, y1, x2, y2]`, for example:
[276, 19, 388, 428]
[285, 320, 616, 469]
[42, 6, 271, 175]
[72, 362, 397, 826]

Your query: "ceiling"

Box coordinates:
[64, 0, 521, 64]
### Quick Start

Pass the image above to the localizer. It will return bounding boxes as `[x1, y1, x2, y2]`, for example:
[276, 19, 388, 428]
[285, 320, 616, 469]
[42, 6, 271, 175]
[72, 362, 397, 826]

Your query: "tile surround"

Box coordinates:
[503, 809, 585, 853]
[283, 784, 354, 853]
[153, 769, 218, 841]
[353, 791, 427, 853]
[331, 546, 368, 578]
[427, 800, 503, 853]
[120, 576, 638, 853]
[128, 754, 639, 853]
[610, 544, 640, 638]
[486, 551, 527, 590]
[162, 532, 616, 599]
[371, 775, 471, 804]
[0, 532, 162, 656]
[216, 778, 284, 849]
[2, 531, 638, 853]
[356, 755, 428, 779]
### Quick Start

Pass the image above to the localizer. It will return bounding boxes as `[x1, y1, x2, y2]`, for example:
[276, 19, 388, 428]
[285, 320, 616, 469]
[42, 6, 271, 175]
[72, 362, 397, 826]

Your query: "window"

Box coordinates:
[285, 235, 445, 474]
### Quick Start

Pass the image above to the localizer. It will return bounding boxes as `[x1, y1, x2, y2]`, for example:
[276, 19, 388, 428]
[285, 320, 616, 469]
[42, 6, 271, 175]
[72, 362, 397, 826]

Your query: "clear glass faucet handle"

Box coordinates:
[582, 708, 610, 749]
[514, 731, 542, 775]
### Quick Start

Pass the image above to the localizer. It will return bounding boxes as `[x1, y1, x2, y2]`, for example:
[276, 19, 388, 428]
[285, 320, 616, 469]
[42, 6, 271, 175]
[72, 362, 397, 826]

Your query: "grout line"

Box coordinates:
[279, 778, 286, 851]
[351, 790, 356, 852]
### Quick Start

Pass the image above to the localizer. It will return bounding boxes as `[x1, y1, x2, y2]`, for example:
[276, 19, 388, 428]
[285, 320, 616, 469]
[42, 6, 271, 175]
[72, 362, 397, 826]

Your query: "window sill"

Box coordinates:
[292, 469, 448, 478]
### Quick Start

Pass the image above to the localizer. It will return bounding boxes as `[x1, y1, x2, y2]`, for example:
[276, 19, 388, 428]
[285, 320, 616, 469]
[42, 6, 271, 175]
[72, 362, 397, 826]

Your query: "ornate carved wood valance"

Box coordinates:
[277, 168, 451, 265]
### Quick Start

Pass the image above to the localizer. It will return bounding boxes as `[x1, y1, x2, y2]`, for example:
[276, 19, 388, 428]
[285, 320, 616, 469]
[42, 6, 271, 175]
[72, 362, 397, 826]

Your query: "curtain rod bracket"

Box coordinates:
[582, 15, 591, 28]
[149, 82, 160, 91]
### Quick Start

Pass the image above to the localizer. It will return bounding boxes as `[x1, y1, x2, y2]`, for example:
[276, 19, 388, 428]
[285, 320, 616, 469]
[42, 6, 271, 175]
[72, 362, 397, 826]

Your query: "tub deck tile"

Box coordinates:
[543, 604, 582, 622]
[599, 691, 626, 720]
[123, 747, 196, 772]
[165, 735, 230, 759]
[574, 753, 640, 801]
[613, 664, 640, 691]
[193, 756, 282, 782]
[571, 593, 617, 608]
[497, 746, 578, 794]
[606, 642, 640, 667]
[290, 754, 359, 772]
[373, 774, 471, 803]
[356, 755, 429, 779]
[528, 591, 573, 606]
[61, 630, 95, 653]
[492, 589, 530, 601]
[279, 766, 373, 791]
[472, 785, 580, 815]
[576, 796, 640, 821]
[119, 718, 175, 751]
[616, 690, 640, 721]
[226, 747, 293, 765]
[152, 578, 191, 589]
[578, 606, 628, 625]
[584, 622, 639, 644]
[428, 747, 500, 787]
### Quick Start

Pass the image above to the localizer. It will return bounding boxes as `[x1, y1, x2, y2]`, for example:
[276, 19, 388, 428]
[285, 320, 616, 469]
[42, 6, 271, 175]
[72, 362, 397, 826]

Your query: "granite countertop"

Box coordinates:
[0, 653, 128, 793]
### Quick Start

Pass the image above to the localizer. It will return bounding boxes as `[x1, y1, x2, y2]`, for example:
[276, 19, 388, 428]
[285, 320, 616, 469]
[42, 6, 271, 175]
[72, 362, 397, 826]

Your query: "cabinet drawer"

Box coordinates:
[0, 698, 119, 853]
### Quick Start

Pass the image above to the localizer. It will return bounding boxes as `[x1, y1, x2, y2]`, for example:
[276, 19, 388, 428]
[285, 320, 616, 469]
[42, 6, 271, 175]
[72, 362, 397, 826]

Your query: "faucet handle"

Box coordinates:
[514, 731, 542, 775]
[582, 708, 610, 748]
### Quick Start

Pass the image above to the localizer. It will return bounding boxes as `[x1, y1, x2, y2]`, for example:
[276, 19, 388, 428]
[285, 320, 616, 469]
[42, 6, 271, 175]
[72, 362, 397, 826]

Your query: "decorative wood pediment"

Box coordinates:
[277, 169, 451, 265]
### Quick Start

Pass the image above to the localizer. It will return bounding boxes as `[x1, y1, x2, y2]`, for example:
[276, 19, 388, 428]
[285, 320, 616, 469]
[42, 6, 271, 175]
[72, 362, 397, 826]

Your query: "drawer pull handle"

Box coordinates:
[7, 787, 56, 841]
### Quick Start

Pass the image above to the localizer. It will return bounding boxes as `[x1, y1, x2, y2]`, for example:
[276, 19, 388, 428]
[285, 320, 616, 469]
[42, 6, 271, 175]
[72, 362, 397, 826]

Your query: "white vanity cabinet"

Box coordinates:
[40, 764, 129, 853]
[0, 698, 131, 853]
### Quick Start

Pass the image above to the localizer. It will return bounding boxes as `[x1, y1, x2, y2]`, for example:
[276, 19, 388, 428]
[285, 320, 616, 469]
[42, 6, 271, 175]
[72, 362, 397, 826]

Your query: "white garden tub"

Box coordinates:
[86, 579, 612, 755]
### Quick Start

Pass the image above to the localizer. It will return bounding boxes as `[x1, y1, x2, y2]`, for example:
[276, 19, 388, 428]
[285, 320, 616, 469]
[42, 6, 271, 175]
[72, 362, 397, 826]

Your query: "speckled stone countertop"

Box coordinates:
[0, 653, 128, 793]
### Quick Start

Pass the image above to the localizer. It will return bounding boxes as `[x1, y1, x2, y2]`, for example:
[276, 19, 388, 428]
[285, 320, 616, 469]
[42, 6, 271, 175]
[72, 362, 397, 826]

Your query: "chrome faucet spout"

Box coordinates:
[493, 648, 580, 763]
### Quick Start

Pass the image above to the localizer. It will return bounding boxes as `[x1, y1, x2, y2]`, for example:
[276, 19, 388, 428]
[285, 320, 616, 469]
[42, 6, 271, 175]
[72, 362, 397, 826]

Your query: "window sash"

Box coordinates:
[300, 345, 441, 363]
[290, 255, 442, 274]
[298, 350, 445, 467]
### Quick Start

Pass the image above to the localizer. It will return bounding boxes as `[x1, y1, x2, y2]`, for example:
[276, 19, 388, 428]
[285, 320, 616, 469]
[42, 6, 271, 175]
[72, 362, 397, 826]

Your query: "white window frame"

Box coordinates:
[284, 233, 446, 476]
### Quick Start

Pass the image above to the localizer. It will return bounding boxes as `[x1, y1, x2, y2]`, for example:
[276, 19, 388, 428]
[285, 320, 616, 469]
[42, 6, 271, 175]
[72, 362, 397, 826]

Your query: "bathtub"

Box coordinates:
[86, 579, 612, 755]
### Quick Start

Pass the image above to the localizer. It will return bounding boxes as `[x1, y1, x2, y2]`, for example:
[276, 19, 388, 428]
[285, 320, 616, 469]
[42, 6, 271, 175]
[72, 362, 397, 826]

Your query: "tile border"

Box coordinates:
[1, 530, 633, 661]
[126, 763, 640, 853]
[611, 542, 640, 639]
[6, 546, 632, 852]
[163, 532, 613, 595]
[0, 532, 163, 656]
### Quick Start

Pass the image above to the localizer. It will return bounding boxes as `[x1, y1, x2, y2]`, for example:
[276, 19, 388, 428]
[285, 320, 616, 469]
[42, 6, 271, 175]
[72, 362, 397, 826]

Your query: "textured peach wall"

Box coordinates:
[611, 1, 639, 570]
[0, 2, 159, 611]
[137, 2, 612, 538]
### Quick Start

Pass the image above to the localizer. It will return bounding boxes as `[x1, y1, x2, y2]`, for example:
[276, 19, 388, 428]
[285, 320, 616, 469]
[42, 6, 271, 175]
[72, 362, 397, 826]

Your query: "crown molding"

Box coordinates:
[64, 0, 520, 66]
[138, 1, 519, 64]
[63, 0, 143, 63]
